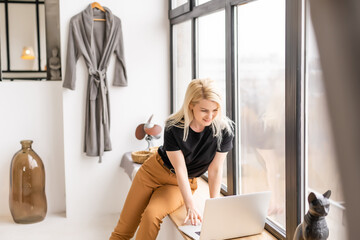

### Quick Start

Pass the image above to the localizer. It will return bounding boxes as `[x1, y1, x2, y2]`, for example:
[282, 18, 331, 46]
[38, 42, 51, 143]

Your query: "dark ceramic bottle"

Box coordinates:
[9, 140, 47, 223]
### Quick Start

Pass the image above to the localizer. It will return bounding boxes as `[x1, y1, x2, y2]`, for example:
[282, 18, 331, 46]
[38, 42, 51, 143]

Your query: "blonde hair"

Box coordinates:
[166, 78, 234, 149]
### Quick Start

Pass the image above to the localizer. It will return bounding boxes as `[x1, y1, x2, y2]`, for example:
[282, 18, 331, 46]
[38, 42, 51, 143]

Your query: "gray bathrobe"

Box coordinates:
[63, 4, 127, 162]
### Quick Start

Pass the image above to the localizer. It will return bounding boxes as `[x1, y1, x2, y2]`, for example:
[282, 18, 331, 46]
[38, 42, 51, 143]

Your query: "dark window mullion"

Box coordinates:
[170, 22, 174, 113]
[225, 1, 237, 196]
[285, 0, 303, 238]
[5, 0, 10, 71]
[192, 18, 197, 79]
[169, 1, 192, 19]
[36, 0, 41, 71]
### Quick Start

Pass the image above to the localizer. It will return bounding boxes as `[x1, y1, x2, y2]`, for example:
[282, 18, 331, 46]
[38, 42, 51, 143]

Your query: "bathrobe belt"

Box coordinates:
[89, 67, 108, 163]
[89, 68, 109, 125]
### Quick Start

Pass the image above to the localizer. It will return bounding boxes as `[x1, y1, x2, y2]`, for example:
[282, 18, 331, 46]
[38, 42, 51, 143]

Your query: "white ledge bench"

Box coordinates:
[120, 152, 277, 240]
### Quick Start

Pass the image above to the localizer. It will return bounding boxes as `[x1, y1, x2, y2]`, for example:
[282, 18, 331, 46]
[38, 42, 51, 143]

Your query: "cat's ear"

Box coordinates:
[323, 190, 331, 199]
[308, 192, 317, 203]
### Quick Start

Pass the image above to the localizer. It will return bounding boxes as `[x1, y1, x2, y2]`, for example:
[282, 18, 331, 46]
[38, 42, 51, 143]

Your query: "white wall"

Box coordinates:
[0, 0, 170, 221]
[60, 0, 170, 219]
[0, 81, 66, 216]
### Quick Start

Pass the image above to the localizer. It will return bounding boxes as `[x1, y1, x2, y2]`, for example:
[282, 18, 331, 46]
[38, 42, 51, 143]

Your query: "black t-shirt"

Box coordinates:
[158, 125, 233, 178]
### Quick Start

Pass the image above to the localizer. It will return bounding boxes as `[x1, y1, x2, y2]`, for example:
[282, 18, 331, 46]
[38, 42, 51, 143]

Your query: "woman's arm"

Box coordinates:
[166, 150, 202, 225]
[208, 152, 228, 198]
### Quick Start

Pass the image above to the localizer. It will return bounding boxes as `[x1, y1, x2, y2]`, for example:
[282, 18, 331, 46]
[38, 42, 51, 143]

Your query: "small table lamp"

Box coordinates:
[21, 46, 35, 60]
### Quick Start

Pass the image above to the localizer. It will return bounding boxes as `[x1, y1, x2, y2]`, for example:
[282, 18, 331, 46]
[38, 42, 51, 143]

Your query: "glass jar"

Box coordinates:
[9, 140, 47, 223]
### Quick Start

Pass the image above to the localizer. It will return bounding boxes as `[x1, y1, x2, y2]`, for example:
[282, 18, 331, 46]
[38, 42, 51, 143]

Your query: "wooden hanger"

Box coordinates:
[91, 2, 105, 12]
[91, 2, 106, 21]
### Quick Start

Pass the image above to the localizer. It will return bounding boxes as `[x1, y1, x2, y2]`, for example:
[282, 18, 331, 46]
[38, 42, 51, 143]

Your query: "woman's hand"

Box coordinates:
[184, 206, 202, 225]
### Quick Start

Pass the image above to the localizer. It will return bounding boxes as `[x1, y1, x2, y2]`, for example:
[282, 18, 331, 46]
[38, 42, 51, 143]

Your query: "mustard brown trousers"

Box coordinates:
[109, 152, 198, 240]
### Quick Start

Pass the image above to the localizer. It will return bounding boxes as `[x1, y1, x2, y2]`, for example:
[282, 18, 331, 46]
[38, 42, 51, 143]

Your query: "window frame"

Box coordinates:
[0, 0, 46, 81]
[169, 0, 192, 18]
[168, 0, 304, 238]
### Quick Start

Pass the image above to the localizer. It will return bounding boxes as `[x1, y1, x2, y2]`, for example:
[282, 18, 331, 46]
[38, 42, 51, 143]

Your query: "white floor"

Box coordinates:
[0, 213, 183, 240]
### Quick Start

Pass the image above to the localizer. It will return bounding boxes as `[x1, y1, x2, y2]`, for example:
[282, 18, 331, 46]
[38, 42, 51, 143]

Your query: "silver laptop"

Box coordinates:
[178, 191, 271, 240]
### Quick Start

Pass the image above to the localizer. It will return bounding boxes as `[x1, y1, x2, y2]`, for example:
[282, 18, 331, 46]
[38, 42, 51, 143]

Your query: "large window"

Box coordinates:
[198, 10, 226, 105]
[172, 20, 192, 111]
[305, 4, 348, 239]
[237, 0, 286, 228]
[169, 0, 348, 238]
[197, 10, 228, 187]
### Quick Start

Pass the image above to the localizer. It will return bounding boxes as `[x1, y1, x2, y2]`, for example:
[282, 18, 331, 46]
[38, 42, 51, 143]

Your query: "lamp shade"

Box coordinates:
[21, 47, 35, 60]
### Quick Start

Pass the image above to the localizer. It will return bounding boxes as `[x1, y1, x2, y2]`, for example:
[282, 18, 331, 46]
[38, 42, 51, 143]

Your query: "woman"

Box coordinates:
[109, 78, 234, 240]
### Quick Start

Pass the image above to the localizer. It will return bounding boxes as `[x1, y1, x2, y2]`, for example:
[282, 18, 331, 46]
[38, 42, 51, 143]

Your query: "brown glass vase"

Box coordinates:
[9, 140, 47, 224]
